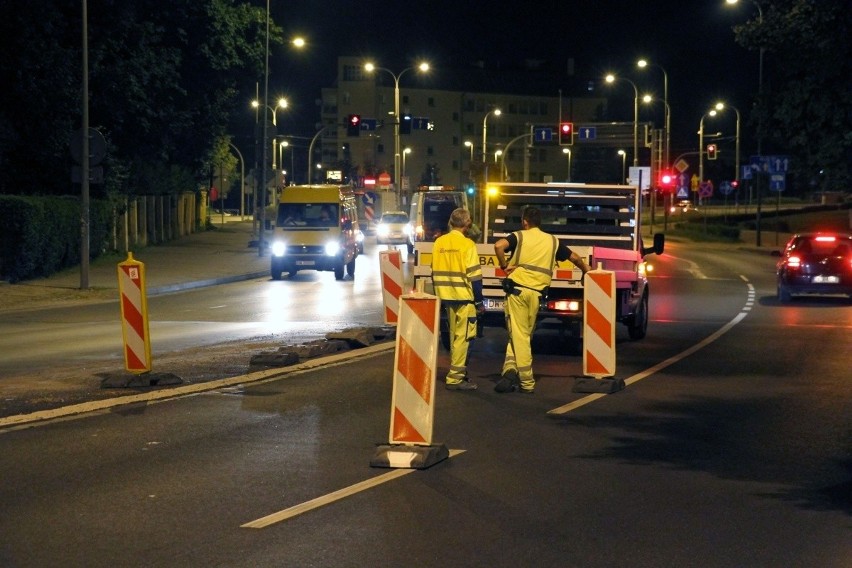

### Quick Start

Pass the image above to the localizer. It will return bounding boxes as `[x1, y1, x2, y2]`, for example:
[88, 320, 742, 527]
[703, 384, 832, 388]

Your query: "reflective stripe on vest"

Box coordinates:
[432, 230, 482, 302]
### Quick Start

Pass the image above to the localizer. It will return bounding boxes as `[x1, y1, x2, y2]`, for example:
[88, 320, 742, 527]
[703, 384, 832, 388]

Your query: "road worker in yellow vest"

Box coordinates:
[431, 208, 484, 391]
[493, 206, 590, 394]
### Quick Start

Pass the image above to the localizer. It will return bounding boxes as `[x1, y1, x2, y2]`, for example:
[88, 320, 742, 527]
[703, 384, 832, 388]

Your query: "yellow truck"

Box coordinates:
[269, 184, 362, 280]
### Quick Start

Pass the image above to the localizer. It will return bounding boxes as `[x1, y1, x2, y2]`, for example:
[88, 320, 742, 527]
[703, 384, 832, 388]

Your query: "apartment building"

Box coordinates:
[318, 56, 621, 197]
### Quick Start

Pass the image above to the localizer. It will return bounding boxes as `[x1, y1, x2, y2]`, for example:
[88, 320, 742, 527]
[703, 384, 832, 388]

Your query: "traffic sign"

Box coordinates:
[741, 165, 753, 180]
[361, 118, 378, 132]
[412, 117, 431, 130]
[676, 187, 689, 199]
[362, 191, 378, 205]
[750, 155, 790, 174]
[719, 181, 733, 195]
[769, 174, 786, 192]
[674, 158, 690, 173]
[699, 180, 714, 198]
[533, 127, 553, 142]
[577, 126, 597, 140]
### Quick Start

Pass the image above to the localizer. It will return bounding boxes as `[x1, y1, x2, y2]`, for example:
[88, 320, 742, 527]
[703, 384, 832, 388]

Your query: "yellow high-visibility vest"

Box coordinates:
[432, 230, 482, 302]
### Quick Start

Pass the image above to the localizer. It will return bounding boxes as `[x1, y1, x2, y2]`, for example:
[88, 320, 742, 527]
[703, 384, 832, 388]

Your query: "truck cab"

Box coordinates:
[407, 187, 468, 254]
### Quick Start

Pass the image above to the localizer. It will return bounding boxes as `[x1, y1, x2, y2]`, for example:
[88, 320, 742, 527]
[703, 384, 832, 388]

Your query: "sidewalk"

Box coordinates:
[0, 219, 269, 313]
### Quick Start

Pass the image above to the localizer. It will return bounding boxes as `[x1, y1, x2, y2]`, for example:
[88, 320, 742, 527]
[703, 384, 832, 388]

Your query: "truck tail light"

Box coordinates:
[548, 300, 580, 312]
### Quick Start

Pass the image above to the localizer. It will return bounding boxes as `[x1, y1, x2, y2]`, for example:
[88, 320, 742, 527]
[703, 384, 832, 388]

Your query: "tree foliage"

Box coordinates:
[732, 0, 851, 191]
[0, 0, 280, 198]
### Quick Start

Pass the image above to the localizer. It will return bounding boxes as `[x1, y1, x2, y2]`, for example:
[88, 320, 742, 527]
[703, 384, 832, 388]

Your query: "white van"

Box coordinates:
[407, 188, 468, 253]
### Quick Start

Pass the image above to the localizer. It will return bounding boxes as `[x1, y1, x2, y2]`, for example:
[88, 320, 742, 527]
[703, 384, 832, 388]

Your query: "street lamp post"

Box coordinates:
[605, 74, 639, 167]
[698, 109, 718, 199]
[562, 147, 572, 182]
[637, 59, 670, 168]
[726, 0, 765, 242]
[714, 102, 741, 200]
[364, 62, 430, 194]
[618, 149, 627, 183]
[482, 108, 502, 185]
[402, 147, 412, 181]
[228, 143, 245, 219]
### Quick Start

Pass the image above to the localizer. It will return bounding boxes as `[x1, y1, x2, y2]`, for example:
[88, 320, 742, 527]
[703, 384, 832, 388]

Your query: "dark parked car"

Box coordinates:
[776, 232, 852, 302]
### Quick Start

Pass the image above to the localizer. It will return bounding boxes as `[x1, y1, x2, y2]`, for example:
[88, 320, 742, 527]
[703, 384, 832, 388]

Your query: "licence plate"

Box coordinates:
[296, 260, 315, 266]
[812, 275, 839, 283]
[484, 298, 505, 310]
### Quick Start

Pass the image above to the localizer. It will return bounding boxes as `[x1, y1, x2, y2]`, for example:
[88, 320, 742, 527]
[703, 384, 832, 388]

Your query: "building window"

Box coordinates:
[428, 97, 435, 107]
[402, 95, 410, 105]
[452, 112, 459, 122]
[342, 65, 366, 81]
[427, 146, 434, 157]
[378, 144, 385, 154]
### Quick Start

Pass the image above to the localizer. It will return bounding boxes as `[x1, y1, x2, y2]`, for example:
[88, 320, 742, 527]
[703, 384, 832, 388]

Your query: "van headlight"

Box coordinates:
[271, 241, 286, 257]
[325, 242, 340, 256]
[376, 224, 389, 237]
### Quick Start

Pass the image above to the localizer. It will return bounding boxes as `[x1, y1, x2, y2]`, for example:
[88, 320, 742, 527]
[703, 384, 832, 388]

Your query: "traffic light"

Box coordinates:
[346, 114, 361, 136]
[658, 170, 676, 190]
[559, 122, 574, 145]
[706, 143, 717, 160]
[400, 113, 412, 134]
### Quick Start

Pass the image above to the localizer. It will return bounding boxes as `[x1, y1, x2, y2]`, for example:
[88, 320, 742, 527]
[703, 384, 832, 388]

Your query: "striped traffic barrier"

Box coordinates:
[380, 249, 403, 324]
[574, 266, 624, 394]
[370, 292, 449, 469]
[117, 253, 152, 374]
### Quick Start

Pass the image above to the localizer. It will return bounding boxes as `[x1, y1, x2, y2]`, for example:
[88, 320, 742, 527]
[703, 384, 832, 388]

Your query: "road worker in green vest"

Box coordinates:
[493, 206, 590, 394]
[431, 208, 484, 391]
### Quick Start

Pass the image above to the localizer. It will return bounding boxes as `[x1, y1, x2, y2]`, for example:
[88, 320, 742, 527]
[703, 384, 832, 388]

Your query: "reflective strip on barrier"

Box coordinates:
[117, 252, 152, 374]
[388, 293, 440, 445]
[380, 250, 404, 324]
[583, 269, 616, 378]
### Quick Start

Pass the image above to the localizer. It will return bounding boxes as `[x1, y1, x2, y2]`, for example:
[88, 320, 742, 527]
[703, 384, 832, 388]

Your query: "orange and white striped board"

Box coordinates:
[380, 250, 404, 324]
[388, 293, 440, 446]
[583, 268, 616, 379]
[117, 252, 152, 374]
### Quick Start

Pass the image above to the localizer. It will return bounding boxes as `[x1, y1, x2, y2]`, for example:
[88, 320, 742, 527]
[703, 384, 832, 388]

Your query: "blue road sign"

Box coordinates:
[361, 118, 378, 132]
[719, 181, 734, 195]
[767, 155, 790, 174]
[741, 165, 753, 180]
[577, 126, 597, 140]
[533, 127, 553, 142]
[769, 174, 786, 192]
[362, 191, 378, 205]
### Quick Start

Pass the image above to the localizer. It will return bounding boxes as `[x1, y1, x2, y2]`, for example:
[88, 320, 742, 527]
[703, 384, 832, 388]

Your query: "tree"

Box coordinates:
[0, 0, 280, 198]
[732, 0, 852, 192]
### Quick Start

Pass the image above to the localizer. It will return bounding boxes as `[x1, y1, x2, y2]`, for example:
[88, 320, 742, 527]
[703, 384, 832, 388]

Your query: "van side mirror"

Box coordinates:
[641, 232, 665, 256]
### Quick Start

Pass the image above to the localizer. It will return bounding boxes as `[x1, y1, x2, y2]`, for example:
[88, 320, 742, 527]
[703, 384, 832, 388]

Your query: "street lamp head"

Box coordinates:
[277, 98, 288, 109]
[292, 37, 306, 49]
[493, 109, 502, 117]
[364, 62, 376, 72]
[605, 74, 616, 83]
[637, 59, 648, 68]
[417, 62, 430, 72]
[642, 94, 653, 103]
[464, 140, 473, 147]
[403, 147, 412, 155]
[618, 149, 626, 156]
[715, 102, 725, 111]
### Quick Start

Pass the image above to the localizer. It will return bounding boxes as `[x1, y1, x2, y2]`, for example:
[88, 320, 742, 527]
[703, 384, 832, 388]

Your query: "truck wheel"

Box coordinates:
[628, 293, 648, 340]
[346, 257, 356, 278]
[334, 263, 345, 280]
[271, 267, 282, 280]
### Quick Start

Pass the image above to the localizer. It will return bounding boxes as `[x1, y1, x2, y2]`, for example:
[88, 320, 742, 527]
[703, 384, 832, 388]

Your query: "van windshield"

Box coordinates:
[277, 203, 339, 227]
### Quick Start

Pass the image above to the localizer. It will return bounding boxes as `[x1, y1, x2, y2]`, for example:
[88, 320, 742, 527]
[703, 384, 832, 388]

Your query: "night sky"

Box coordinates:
[268, 0, 759, 155]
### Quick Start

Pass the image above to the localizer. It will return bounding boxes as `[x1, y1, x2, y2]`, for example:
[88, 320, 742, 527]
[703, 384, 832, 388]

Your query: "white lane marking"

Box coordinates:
[241, 449, 467, 529]
[548, 278, 755, 416]
[663, 253, 709, 279]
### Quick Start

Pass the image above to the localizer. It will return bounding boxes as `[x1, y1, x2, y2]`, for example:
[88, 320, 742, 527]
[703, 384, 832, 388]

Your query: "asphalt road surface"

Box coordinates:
[1, 241, 850, 567]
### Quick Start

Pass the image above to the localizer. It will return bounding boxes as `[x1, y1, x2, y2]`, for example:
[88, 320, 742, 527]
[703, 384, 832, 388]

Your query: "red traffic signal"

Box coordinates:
[706, 143, 718, 160]
[346, 114, 361, 136]
[658, 170, 676, 190]
[559, 122, 574, 145]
